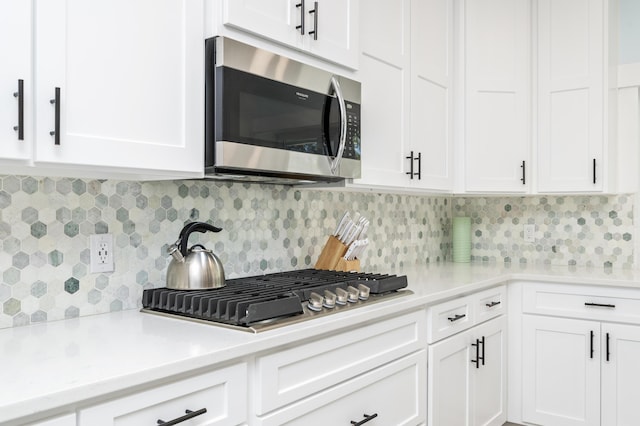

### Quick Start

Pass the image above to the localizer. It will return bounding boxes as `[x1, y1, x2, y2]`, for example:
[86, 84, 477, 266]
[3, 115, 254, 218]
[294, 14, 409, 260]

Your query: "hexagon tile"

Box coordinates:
[0, 174, 635, 329]
[453, 195, 634, 268]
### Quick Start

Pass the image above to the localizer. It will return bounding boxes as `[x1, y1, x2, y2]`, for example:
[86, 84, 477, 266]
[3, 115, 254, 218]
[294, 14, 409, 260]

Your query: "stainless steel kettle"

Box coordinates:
[166, 222, 225, 290]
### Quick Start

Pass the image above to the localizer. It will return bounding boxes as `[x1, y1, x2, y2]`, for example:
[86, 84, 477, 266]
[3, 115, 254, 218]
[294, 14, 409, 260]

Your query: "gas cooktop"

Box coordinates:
[141, 269, 411, 333]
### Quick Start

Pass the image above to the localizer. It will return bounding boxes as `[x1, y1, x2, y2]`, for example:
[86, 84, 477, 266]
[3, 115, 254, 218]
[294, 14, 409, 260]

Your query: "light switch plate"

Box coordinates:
[90, 233, 114, 273]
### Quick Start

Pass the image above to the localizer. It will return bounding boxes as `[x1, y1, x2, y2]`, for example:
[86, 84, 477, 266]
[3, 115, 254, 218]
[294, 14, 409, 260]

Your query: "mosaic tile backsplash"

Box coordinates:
[453, 195, 634, 268]
[0, 174, 635, 329]
[0, 176, 450, 329]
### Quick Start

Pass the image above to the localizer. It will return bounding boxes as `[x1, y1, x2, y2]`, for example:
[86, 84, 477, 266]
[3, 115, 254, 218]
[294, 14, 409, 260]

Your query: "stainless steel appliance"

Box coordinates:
[141, 269, 410, 333]
[204, 37, 361, 184]
[166, 222, 226, 291]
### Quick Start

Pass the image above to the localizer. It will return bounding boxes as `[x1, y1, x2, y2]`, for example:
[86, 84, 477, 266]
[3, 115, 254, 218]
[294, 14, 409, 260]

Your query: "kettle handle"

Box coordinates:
[179, 222, 222, 256]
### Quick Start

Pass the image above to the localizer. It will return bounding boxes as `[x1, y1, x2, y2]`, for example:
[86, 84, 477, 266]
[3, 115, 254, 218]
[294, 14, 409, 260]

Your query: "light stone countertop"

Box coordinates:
[3, 262, 640, 424]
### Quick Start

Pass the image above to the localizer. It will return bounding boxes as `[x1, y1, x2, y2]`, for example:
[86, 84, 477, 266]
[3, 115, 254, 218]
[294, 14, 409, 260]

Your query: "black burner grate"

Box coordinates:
[141, 269, 407, 327]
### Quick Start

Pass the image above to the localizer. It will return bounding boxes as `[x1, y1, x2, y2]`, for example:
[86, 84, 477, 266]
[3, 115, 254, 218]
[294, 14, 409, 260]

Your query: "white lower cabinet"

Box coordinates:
[520, 282, 640, 426]
[77, 363, 247, 426]
[256, 350, 426, 426]
[253, 310, 427, 425]
[25, 414, 76, 426]
[428, 315, 507, 426]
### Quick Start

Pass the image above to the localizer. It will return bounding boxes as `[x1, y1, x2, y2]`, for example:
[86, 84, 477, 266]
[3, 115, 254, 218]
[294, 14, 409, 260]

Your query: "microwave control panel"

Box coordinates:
[344, 102, 361, 160]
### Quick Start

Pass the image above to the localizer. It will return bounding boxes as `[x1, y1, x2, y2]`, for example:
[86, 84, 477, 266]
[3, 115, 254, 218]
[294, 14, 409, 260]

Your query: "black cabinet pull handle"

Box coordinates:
[406, 151, 414, 179]
[585, 302, 616, 309]
[13, 79, 24, 140]
[471, 338, 480, 368]
[416, 151, 422, 180]
[308, 1, 318, 40]
[485, 301, 501, 308]
[480, 335, 485, 366]
[520, 160, 526, 185]
[593, 158, 596, 184]
[447, 313, 466, 322]
[606, 332, 610, 362]
[295, 0, 305, 35]
[589, 330, 594, 359]
[49, 87, 60, 145]
[351, 413, 378, 425]
[157, 408, 207, 426]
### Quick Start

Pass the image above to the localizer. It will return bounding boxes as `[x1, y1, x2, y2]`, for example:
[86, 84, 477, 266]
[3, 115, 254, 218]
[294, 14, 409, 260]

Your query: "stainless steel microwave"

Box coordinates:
[204, 37, 361, 184]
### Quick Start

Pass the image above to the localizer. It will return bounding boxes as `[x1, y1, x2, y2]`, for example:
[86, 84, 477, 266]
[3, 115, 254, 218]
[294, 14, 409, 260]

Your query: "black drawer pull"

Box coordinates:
[520, 160, 526, 184]
[447, 313, 466, 322]
[606, 332, 610, 362]
[585, 302, 615, 309]
[295, 0, 305, 34]
[50, 87, 61, 145]
[406, 151, 414, 179]
[415, 151, 422, 180]
[308, 1, 318, 40]
[351, 413, 378, 425]
[157, 408, 207, 426]
[13, 79, 24, 140]
[485, 301, 501, 308]
[589, 330, 594, 359]
[471, 338, 480, 369]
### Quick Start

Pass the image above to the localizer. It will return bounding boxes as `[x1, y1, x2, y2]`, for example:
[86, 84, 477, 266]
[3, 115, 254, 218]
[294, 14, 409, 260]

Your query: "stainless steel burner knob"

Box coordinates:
[336, 287, 349, 305]
[358, 283, 370, 300]
[347, 286, 359, 303]
[308, 292, 324, 312]
[323, 290, 337, 309]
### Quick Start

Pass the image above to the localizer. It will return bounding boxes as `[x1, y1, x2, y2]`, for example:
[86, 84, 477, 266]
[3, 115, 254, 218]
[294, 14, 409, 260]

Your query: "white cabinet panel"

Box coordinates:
[34, 0, 204, 177]
[223, 0, 358, 69]
[27, 414, 76, 426]
[0, 0, 32, 162]
[601, 323, 640, 426]
[537, 0, 605, 192]
[78, 364, 247, 426]
[463, 0, 530, 193]
[522, 314, 600, 426]
[258, 351, 426, 426]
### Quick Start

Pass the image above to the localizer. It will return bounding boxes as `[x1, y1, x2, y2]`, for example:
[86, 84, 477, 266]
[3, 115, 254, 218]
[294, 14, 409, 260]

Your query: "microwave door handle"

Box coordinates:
[329, 75, 347, 175]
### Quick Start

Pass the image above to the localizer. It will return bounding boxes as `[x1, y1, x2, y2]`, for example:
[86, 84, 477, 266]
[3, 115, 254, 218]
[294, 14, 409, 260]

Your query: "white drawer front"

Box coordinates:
[26, 414, 76, 426]
[257, 351, 427, 426]
[426, 295, 474, 343]
[522, 282, 640, 324]
[475, 285, 507, 324]
[255, 310, 426, 415]
[78, 363, 247, 426]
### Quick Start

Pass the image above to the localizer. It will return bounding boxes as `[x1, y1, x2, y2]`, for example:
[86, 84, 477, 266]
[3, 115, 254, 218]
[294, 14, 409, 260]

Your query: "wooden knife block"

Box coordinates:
[315, 235, 361, 272]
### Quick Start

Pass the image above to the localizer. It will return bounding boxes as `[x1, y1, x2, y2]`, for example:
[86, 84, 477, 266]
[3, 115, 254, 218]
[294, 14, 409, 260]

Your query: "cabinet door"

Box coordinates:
[410, 0, 454, 191]
[26, 414, 76, 426]
[78, 364, 247, 426]
[428, 327, 472, 426]
[601, 323, 640, 426]
[0, 0, 32, 162]
[354, 0, 411, 188]
[464, 0, 530, 193]
[223, 0, 301, 50]
[471, 316, 507, 426]
[258, 351, 426, 426]
[537, 0, 604, 192]
[34, 0, 204, 178]
[304, 0, 359, 69]
[522, 315, 600, 426]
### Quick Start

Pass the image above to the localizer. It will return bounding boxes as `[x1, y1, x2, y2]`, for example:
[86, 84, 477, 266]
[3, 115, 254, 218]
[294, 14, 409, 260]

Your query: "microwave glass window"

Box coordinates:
[220, 67, 341, 157]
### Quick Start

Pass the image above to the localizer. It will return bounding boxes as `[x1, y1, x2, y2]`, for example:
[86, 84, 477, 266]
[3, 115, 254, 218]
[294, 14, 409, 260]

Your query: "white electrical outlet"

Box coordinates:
[523, 224, 535, 243]
[90, 233, 114, 273]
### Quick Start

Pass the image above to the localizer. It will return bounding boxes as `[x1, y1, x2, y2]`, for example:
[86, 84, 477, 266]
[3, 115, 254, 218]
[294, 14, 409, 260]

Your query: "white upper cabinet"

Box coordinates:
[223, 0, 359, 69]
[463, 0, 531, 193]
[33, 0, 204, 178]
[411, 0, 454, 191]
[0, 0, 32, 163]
[353, 0, 411, 188]
[354, 0, 453, 192]
[537, 0, 608, 192]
